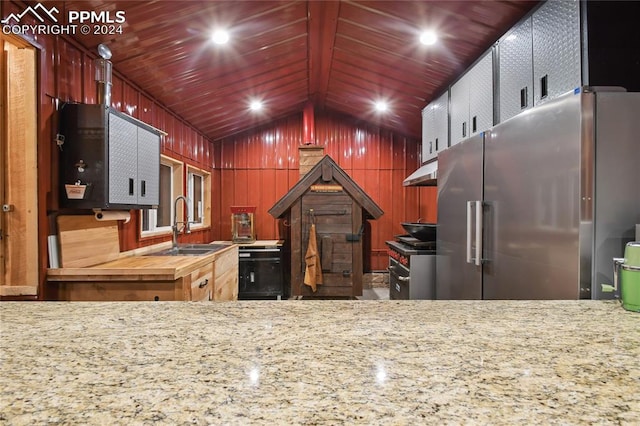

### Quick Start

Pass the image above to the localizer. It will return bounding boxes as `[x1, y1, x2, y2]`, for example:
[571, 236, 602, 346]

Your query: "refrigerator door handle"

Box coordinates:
[475, 200, 482, 266]
[466, 201, 473, 263]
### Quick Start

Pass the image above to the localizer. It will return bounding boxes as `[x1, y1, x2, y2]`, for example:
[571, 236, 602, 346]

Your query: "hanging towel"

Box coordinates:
[304, 223, 323, 292]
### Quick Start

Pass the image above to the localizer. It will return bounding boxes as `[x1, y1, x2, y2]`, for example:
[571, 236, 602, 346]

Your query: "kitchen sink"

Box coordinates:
[145, 244, 228, 257]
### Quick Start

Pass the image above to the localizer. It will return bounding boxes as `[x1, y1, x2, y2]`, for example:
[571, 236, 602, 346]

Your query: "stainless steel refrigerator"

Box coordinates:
[436, 89, 640, 300]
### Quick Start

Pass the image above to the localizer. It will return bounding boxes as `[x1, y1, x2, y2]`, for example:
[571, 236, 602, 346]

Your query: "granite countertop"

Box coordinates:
[1, 300, 638, 425]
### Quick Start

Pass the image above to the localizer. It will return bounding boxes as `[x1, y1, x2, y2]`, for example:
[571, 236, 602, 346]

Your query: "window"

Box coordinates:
[140, 156, 183, 237]
[188, 172, 203, 224]
[186, 165, 211, 229]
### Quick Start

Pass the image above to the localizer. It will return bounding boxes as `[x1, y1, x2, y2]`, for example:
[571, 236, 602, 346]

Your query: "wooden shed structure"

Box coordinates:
[269, 155, 383, 298]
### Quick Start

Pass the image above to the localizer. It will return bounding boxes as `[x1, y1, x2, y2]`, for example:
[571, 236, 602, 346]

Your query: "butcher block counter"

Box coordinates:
[46, 244, 239, 301]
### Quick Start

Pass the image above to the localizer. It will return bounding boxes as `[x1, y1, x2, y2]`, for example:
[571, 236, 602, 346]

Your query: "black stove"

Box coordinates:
[387, 235, 436, 258]
[386, 235, 436, 300]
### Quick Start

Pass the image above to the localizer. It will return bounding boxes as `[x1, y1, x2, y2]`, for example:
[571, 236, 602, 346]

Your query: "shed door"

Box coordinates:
[301, 192, 355, 297]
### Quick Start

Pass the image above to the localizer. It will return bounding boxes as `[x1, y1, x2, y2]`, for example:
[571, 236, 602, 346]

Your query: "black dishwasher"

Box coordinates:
[238, 244, 284, 300]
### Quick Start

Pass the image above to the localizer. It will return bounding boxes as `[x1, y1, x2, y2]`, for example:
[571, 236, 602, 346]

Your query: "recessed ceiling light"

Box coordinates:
[420, 30, 438, 46]
[374, 100, 389, 113]
[211, 29, 230, 45]
[249, 100, 263, 111]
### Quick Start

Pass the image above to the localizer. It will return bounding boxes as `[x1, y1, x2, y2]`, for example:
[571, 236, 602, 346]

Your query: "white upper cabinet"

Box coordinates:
[421, 90, 448, 163]
[450, 51, 493, 146]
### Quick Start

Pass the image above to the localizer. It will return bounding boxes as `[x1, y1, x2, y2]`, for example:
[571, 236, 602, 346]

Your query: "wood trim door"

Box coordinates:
[0, 35, 38, 296]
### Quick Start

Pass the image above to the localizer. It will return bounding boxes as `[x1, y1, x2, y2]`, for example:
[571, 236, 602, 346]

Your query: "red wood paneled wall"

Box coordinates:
[217, 110, 437, 271]
[4, 0, 436, 301]
[3, 0, 217, 300]
[38, 34, 217, 252]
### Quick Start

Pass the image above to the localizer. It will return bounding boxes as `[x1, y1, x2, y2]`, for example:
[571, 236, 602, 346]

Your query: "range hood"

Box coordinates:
[403, 159, 438, 186]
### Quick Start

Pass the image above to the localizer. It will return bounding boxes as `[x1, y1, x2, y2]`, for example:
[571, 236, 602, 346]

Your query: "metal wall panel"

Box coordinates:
[108, 113, 139, 205]
[162, 114, 175, 154]
[215, 110, 425, 265]
[56, 40, 83, 103]
[139, 95, 156, 129]
[40, 28, 428, 260]
[498, 17, 533, 122]
[123, 83, 139, 119]
[468, 52, 494, 137]
[136, 126, 160, 205]
[421, 106, 435, 160]
[433, 91, 449, 153]
[81, 53, 97, 105]
[418, 187, 437, 223]
[532, 0, 581, 105]
[110, 75, 123, 112]
[185, 129, 194, 161]
[39, 35, 56, 99]
[173, 118, 184, 158]
[450, 72, 470, 146]
[30, 32, 216, 259]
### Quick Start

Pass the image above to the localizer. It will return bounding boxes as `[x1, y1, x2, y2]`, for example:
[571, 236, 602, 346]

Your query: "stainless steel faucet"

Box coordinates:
[172, 195, 191, 248]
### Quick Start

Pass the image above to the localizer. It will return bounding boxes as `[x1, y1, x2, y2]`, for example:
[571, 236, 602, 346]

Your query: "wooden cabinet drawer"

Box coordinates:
[190, 264, 213, 301]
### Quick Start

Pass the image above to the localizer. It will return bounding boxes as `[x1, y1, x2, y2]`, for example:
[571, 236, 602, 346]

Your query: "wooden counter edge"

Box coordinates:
[47, 244, 238, 282]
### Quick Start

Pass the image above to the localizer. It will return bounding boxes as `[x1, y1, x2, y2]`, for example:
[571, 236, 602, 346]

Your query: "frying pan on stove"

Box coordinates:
[401, 222, 437, 242]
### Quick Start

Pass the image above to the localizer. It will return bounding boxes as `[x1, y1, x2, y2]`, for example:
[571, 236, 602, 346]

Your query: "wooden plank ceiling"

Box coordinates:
[49, 0, 538, 141]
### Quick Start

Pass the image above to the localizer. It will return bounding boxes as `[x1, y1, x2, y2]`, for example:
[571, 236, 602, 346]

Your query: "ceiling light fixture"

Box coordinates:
[249, 100, 263, 111]
[374, 100, 389, 113]
[211, 29, 230, 45]
[420, 30, 438, 46]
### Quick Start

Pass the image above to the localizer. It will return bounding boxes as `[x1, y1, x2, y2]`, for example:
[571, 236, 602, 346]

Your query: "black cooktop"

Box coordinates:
[395, 235, 436, 249]
[386, 237, 436, 255]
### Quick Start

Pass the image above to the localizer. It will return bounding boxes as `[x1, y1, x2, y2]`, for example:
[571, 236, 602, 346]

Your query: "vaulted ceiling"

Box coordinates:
[51, 0, 539, 141]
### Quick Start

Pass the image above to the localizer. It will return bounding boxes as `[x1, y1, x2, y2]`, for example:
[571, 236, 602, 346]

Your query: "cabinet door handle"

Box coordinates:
[462, 122, 467, 138]
[474, 200, 482, 267]
[199, 278, 209, 288]
[466, 201, 482, 265]
[429, 141, 433, 154]
[540, 74, 548, 99]
[128, 178, 134, 195]
[140, 180, 146, 197]
[472, 116, 477, 133]
[435, 138, 439, 151]
[520, 86, 528, 109]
